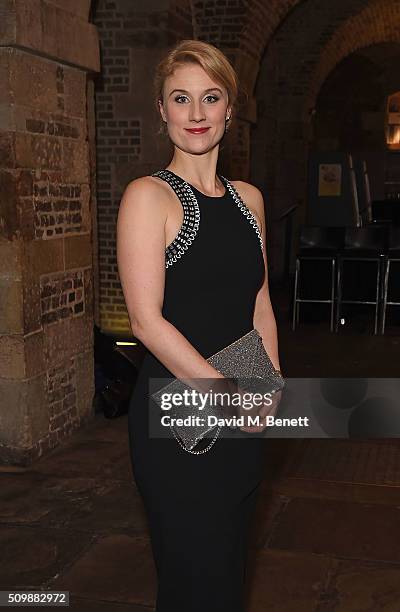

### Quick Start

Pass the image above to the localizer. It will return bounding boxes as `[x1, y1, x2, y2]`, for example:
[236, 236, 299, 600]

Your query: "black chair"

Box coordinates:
[335, 226, 388, 335]
[292, 226, 344, 332]
[381, 227, 400, 334]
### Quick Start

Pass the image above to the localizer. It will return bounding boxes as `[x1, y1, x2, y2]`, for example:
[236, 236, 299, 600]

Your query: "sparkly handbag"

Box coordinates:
[151, 328, 285, 455]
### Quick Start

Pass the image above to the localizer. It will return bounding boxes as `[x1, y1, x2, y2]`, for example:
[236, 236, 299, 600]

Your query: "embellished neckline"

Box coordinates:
[163, 169, 228, 200]
[151, 168, 264, 269]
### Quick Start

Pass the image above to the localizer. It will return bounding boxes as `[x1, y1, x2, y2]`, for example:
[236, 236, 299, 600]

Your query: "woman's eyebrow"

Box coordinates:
[168, 87, 223, 97]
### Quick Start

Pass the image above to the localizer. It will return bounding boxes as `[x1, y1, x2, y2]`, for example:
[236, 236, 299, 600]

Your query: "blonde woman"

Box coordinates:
[117, 39, 281, 612]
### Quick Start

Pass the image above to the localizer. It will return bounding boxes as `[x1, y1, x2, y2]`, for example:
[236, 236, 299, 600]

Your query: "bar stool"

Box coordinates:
[381, 227, 400, 334]
[335, 226, 388, 335]
[292, 226, 344, 332]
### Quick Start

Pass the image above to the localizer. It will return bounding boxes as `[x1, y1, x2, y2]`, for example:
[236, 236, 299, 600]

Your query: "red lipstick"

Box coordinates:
[185, 127, 210, 134]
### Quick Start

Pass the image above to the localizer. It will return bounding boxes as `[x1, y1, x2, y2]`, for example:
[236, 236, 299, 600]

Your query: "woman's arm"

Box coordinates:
[231, 181, 282, 373]
[116, 177, 228, 391]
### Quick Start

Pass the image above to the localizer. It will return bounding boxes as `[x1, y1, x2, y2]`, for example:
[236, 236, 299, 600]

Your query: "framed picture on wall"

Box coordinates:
[318, 163, 342, 196]
[386, 93, 400, 149]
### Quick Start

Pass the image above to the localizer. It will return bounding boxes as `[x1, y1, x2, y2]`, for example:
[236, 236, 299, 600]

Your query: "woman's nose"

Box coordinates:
[189, 102, 206, 122]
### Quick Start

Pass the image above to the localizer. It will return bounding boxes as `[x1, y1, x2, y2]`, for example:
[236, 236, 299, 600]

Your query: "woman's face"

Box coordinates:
[159, 63, 231, 154]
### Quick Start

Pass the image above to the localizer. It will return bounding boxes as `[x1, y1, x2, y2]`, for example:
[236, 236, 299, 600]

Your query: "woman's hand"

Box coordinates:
[236, 386, 283, 433]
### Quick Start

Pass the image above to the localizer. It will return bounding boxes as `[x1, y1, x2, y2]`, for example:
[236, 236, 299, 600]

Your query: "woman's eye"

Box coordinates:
[204, 95, 219, 103]
[175, 95, 189, 103]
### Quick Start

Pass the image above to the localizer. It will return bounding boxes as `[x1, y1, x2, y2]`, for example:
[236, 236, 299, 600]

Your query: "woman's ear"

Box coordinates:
[158, 99, 167, 123]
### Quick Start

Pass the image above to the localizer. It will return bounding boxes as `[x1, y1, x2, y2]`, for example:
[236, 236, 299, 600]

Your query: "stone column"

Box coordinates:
[0, 0, 100, 465]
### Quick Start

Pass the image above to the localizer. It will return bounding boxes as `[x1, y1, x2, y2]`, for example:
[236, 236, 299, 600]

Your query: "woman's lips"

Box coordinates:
[185, 127, 210, 134]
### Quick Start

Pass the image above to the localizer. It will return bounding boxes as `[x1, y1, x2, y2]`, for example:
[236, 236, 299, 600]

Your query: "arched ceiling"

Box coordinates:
[307, 0, 400, 113]
[192, 0, 376, 92]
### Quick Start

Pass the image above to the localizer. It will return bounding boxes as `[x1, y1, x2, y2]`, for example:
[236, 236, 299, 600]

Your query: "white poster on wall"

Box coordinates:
[318, 163, 342, 197]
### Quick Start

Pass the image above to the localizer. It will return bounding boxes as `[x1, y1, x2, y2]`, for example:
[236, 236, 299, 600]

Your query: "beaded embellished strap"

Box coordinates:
[220, 176, 264, 253]
[152, 170, 201, 269]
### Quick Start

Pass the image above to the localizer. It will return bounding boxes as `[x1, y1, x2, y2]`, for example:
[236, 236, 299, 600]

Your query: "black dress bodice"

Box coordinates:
[155, 168, 265, 359]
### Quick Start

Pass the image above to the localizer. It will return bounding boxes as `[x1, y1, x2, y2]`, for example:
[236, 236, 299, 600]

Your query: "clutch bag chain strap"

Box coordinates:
[171, 420, 222, 455]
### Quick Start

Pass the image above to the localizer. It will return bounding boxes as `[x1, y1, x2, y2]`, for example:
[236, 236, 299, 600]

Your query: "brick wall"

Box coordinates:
[93, 0, 192, 335]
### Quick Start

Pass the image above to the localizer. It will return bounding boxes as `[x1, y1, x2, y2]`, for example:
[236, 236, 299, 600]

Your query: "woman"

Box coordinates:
[117, 39, 282, 612]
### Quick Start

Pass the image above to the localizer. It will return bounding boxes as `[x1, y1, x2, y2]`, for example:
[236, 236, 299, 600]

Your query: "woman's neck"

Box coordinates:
[166, 150, 222, 196]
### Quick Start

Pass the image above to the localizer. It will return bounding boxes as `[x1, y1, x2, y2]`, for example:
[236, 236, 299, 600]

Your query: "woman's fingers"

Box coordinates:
[239, 389, 282, 433]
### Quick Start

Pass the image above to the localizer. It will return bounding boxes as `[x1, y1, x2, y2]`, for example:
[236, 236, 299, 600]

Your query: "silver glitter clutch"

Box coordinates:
[151, 328, 285, 455]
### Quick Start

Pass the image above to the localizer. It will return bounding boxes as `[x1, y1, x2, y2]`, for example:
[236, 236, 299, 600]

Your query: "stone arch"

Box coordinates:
[311, 43, 400, 152]
[252, 0, 400, 278]
[306, 0, 400, 116]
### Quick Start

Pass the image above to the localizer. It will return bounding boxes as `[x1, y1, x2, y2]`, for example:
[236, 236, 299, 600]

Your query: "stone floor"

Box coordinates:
[1, 281, 400, 610]
[2, 421, 400, 611]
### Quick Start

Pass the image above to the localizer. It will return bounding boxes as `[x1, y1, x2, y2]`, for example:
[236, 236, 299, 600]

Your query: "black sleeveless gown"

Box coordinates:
[128, 168, 267, 612]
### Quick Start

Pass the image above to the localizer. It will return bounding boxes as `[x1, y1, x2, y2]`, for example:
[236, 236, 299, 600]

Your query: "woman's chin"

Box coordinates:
[171, 136, 224, 154]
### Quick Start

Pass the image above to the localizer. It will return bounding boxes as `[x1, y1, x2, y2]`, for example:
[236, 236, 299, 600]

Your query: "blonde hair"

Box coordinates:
[154, 39, 239, 134]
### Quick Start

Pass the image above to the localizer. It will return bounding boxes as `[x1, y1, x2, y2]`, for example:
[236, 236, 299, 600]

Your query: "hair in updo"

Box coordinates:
[154, 39, 239, 135]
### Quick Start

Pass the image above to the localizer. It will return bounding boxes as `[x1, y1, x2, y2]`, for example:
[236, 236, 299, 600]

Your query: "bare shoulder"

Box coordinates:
[117, 176, 175, 232]
[120, 175, 172, 209]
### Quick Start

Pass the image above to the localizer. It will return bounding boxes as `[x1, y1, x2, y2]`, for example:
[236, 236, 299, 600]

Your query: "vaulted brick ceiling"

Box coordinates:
[192, 0, 399, 98]
[307, 0, 400, 113]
